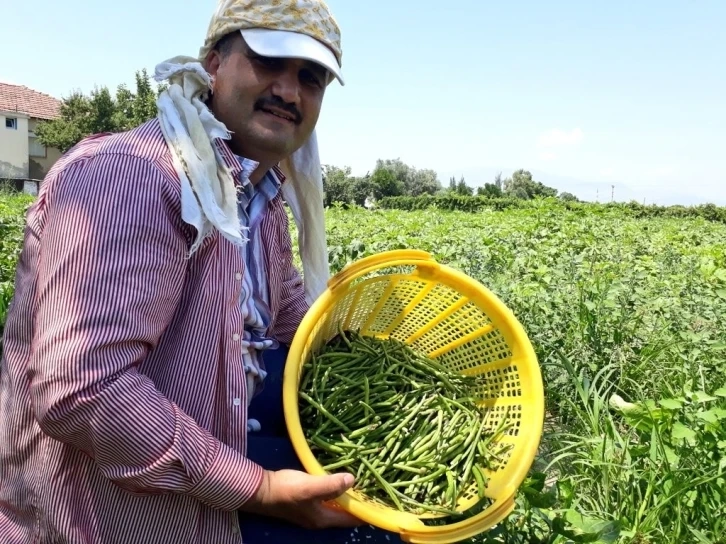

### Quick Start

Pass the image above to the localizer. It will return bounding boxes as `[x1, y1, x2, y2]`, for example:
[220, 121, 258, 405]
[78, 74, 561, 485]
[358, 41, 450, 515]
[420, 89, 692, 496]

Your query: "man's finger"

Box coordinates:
[301, 473, 355, 502]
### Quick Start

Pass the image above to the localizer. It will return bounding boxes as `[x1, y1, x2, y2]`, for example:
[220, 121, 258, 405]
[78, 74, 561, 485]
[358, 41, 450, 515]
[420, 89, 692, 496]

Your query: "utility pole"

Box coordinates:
[611, 185, 614, 202]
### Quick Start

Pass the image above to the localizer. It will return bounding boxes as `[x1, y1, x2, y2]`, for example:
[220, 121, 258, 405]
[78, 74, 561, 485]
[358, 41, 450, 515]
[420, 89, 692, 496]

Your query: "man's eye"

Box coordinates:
[253, 55, 281, 69]
[301, 70, 322, 88]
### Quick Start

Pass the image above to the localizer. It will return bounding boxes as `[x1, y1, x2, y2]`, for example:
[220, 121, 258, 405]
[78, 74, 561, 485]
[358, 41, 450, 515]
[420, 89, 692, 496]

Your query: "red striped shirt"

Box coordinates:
[0, 118, 310, 543]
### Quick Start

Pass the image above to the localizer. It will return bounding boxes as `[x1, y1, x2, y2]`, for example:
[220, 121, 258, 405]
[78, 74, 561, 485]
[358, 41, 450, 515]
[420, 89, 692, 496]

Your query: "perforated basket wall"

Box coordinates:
[284, 251, 544, 543]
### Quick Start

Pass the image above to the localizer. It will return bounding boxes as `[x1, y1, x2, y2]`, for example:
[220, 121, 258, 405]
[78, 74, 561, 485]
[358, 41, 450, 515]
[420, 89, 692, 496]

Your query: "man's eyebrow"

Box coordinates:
[243, 44, 328, 80]
[303, 60, 328, 78]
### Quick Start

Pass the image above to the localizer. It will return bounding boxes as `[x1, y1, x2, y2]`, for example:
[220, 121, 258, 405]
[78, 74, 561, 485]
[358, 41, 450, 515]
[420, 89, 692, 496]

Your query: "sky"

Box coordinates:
[2, 0, 725, 205]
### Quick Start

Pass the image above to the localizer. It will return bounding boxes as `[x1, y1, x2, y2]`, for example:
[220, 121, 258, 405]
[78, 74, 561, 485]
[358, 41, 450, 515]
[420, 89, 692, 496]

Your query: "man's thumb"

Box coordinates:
[309, 472, 355, 501]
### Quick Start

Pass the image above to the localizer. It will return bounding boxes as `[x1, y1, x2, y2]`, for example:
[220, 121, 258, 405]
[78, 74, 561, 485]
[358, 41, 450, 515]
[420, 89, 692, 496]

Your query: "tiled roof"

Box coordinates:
[0, 82, 61, 120]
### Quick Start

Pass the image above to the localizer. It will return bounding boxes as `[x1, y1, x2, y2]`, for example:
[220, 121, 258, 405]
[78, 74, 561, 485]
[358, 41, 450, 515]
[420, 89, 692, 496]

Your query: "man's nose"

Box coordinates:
[271, 68, 301, 106]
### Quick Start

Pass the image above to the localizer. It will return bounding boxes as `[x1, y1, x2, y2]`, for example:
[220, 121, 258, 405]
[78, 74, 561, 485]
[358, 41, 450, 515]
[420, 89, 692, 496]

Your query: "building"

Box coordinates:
[0, 82, 62, 194]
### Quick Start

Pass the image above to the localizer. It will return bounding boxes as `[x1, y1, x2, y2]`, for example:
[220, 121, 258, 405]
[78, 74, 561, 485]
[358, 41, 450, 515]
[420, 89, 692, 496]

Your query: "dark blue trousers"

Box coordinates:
[239, 345, 400, 543]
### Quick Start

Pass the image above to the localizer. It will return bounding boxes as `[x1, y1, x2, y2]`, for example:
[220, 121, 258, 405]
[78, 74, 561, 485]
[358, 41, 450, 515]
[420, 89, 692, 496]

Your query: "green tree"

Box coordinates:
[36, 69, 165, 154]
[374, 158, 441, 197]
[320, 165, 380, 207]
[477, 183, 503, 198]
[113, 84, 136, 131]
[559, 191, 579, 202]
[34, 92, 91, 154]
[455, 176, 473, 196]
[446, 175, 473, 196]
[408, 168, 440, 196]
[494, 171, 503, 190]
[348, 176, 375, 206]
[131, 69, 162, 127]
[322, 165, 353, 206]
[503, 169, 558, 200]
[370, 168, 404, 199]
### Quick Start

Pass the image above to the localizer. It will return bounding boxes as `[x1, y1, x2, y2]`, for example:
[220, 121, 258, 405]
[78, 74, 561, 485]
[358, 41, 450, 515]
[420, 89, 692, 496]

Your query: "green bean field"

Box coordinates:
[296, 202, 726, 544]
[2, 190, 725, 543]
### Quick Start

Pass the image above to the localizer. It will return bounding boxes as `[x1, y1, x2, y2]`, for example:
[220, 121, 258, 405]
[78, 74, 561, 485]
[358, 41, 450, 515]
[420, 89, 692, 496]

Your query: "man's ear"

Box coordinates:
[204, 49, 222, 78]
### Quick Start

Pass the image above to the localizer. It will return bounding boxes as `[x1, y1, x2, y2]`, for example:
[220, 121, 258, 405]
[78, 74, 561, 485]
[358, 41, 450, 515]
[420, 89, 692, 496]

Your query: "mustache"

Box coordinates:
[254, 97, 302, 124]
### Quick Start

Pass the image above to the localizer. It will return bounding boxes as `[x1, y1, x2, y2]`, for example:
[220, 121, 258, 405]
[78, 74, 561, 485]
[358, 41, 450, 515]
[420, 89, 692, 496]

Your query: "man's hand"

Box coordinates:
[241, 469, 364, 529]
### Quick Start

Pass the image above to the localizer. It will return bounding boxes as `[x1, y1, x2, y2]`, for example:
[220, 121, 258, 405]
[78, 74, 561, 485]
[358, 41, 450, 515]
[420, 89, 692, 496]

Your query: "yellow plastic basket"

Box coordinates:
[283, 250, 544, 543]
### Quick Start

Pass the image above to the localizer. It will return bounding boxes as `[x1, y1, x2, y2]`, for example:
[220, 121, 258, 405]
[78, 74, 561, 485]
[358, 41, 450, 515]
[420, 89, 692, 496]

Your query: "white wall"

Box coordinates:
[0, 112, 30, 179]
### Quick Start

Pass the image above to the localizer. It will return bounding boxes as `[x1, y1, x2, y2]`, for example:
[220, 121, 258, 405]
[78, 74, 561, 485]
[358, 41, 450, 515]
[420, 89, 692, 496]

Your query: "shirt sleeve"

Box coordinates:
[28, 153, 264, 512]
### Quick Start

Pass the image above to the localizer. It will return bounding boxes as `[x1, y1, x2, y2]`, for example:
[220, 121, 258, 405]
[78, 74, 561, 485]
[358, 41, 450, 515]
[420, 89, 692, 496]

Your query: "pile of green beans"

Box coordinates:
[298, 328, 513, 517]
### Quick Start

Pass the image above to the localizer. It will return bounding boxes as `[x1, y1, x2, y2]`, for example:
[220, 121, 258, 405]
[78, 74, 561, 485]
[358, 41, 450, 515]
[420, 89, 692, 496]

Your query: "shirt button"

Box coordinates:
[233, 397, 241, 407]
[235, 272, 242, 280]
[232, 333, 240, 341]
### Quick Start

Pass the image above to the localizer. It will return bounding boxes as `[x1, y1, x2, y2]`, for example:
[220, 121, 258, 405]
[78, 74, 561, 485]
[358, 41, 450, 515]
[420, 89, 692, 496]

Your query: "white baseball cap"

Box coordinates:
[240, 28, 345, 86]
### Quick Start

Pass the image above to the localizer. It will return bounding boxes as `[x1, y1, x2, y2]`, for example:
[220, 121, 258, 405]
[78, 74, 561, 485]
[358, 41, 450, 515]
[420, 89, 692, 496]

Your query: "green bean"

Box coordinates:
[299, 392, 351, 433]
[337, 324, 353, 350]
[298, 329, 512, 517]
[310, 435, 345, 454]
[348, 423, 379, 439]
[323, 457, 357, 471]
[392, 463, 426, 475]
[472, 465, 487, 499]
[389, 465, 447, 488]
[459, 415, 486, 492]
[359, 457, 403, 511]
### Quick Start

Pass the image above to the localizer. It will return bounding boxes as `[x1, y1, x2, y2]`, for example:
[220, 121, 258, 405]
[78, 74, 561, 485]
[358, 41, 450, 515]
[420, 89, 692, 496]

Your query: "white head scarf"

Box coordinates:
[153, 0, 343, 306]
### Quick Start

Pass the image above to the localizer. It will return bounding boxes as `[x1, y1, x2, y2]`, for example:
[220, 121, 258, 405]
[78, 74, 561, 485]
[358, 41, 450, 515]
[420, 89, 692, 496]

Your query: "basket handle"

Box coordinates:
[327, 249, 437, 292]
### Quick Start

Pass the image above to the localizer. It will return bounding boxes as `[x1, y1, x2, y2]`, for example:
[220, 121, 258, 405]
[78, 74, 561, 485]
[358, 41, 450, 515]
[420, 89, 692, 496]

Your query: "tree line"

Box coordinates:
[36, 69, 575, 205]
[376, 193, 726, 224]
[323, 164, 578, 207]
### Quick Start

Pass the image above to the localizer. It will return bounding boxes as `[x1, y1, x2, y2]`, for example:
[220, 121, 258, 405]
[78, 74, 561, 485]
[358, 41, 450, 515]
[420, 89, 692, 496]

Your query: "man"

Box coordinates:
[0, 1, 370, 542]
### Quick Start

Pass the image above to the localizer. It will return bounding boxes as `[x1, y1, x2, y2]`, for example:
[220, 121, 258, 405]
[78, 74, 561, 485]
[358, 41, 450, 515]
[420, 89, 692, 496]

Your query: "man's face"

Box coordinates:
[205, 33, 329, 163]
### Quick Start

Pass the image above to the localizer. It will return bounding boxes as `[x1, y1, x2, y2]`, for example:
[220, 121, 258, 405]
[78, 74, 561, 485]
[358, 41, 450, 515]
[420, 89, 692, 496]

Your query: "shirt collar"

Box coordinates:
[213, 137, 288, 190]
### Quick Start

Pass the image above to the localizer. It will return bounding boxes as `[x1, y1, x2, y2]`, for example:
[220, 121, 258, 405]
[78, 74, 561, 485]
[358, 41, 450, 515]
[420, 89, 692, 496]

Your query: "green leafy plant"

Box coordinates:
[3, 191, 725, 543]
[0, 190, 33, 345]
